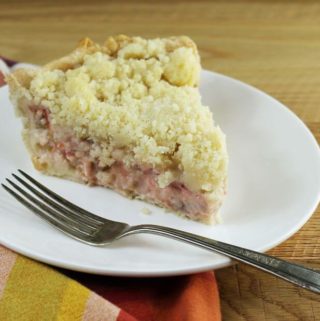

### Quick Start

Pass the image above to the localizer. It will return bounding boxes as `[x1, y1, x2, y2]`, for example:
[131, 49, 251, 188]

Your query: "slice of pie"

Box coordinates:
[6, 35, 228, 224]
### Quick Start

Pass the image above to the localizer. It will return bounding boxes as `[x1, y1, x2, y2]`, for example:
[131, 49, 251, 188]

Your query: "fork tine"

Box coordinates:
[18, 169, 105, 224]
[5, 179, 94, 236]
[1, 183, 94, 243]
[12, 173, 100, 229]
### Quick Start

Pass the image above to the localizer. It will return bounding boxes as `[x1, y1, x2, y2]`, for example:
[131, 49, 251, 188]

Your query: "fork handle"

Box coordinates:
[126, 224, 320, 294]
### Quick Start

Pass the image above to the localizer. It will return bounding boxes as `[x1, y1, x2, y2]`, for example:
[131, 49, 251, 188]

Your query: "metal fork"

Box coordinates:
[2, 170, 320, 294]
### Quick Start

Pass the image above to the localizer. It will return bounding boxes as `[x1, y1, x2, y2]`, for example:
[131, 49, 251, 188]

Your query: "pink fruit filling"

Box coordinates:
[26, 105, 217, 222]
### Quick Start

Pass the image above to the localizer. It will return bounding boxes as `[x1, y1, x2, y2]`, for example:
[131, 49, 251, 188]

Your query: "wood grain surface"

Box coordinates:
[1, 1, 319, 320]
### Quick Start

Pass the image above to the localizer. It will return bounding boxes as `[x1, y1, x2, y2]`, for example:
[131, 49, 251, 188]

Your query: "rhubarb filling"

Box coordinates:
[25, 104, 218, 222]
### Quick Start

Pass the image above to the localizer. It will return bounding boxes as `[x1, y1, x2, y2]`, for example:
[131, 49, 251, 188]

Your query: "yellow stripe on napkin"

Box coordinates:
[56, 278, 90, 321]
[0, 255, 69, 321]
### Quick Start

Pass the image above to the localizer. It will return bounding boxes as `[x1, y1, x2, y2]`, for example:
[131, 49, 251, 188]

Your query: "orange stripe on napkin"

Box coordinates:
[156, 272, 221, 321]
[73, 271, 221, 321]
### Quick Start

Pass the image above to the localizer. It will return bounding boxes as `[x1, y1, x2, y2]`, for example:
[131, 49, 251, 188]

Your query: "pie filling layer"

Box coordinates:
[26, 104, 219, 223]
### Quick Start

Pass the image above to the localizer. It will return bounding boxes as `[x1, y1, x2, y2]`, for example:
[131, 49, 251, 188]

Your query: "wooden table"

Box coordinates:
[1, 1, 319, 320]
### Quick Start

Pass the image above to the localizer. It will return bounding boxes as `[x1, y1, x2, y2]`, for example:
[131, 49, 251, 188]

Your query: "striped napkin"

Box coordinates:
[0, 58, 221, 321]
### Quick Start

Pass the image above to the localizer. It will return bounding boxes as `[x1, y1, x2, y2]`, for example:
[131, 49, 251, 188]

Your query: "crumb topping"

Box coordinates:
[26, 36, 227, 192]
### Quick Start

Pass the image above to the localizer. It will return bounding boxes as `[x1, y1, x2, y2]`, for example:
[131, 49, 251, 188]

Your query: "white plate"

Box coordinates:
[0, 70, 319, 276]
